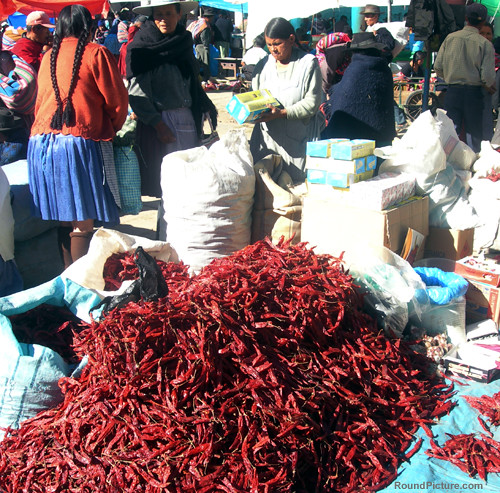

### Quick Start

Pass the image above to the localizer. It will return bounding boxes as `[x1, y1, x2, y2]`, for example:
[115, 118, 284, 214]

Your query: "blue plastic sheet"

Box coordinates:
[381, 377, 500, 493]
[414, 267, 469, 305]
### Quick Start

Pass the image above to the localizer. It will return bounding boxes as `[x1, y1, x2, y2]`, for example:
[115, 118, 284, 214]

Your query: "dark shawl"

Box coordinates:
[322, 52, 396, 146]
[125, 20, 217, 137]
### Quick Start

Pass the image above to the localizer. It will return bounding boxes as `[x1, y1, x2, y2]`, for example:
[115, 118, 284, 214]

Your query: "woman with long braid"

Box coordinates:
[28, 4, 128, 268]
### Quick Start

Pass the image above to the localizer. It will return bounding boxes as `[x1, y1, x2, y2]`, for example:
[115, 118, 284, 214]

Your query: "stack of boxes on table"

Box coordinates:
[302, 138, 500, 382]
[302, 137, 427, 261]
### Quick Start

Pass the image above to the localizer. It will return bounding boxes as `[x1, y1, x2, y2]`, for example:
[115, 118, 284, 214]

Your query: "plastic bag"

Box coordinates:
[472, 140, 500, 177]
[94, 247, 168, 314]
[412, 267, 468, 345]
[434, 109, 477, 170]
[413, 267, 468, 305]
[418, 165, 481, 229]
[377, 111, 447, 178]
[345, 246, 429, 338]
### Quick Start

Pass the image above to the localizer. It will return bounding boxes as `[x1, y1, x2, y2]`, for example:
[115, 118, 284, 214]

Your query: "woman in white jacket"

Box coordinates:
[250, 17, 323, 183]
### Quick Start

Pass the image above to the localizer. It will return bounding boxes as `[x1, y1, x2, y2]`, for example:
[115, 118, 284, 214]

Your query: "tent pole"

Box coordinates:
[422, 40, 431, 112]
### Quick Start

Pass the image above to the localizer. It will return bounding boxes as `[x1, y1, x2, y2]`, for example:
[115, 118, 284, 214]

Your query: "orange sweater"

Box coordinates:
[31, 38, 128, 141]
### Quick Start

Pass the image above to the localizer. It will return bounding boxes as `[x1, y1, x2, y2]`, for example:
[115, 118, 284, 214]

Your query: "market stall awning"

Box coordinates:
[483, 0, 500, 17]
[200, 0, 248, 14]
[1, 0, 109, 21]
[245, 0, 411, 48]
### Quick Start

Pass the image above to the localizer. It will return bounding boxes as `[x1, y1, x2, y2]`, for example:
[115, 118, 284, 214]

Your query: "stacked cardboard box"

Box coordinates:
[305, 139, 376, 191]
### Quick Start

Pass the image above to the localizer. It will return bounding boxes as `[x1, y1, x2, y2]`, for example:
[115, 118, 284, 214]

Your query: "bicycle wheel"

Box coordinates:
[405, 90, 439, 121]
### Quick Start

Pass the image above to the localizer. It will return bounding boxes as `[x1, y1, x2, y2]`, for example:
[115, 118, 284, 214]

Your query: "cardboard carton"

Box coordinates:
[465, 279, 500, 325]
[226, 89, 281, 124]
[443, 344, 500, 383]
[306, 169, 373, 187]
[423, 228, 474, 260]
[349, 172, 416, 211]
[306, 139, 349, 158]
[330, 139, 376, 160]
[455, 256, 500, 287]
[306, 156, 366, 174]
[302, 195, 429, 257]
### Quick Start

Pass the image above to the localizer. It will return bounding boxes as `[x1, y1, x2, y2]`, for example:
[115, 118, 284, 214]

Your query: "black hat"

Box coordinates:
[360, 4, 381, 16]
[202, 7, 216, 16]
[0, 109, 23, 132]
[349, 32, 386, 52]
[465, 2, 488, 22]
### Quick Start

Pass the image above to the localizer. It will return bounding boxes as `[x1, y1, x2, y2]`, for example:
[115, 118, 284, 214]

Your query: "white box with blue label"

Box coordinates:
[226, 89, 281, 124]
[306, 156, 365, 174]
[307, 169, 373, 187]
[330, 139, 376, 160]
[306, 139, 349, 158]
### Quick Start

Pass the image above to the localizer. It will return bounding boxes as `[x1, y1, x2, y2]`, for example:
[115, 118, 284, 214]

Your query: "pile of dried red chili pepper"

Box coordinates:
[426, 433, 500, 481]
[0, 239, 456, 492]
[464, 392, 500, 428]
[424, 391, 500, 481]
[8, 304, 83, 364]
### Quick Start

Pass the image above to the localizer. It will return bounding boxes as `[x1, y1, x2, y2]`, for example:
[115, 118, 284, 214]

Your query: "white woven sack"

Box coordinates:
[161, 129, 255, 274]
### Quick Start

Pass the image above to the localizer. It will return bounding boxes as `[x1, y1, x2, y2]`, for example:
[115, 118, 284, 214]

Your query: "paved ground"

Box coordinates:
[115, 90, 251, 240]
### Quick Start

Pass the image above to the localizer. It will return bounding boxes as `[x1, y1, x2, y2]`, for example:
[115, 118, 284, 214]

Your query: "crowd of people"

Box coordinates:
[0, 0, 498, 274]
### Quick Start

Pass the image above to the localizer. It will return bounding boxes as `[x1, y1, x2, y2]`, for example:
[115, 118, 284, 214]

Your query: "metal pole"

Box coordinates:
[422, 40, 431, 112]
[387, 0, 393, 22]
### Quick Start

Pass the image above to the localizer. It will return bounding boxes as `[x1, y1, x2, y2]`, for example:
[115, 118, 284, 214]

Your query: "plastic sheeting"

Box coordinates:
[381, 376, 500, 492]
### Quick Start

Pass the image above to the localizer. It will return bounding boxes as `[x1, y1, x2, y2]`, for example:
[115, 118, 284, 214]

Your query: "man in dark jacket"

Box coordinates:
[215, 12, 233, 58]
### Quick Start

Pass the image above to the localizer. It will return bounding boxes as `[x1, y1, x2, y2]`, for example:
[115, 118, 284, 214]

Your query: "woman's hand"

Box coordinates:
[154, 120, 176, 144]
[255, 105, 287, 123]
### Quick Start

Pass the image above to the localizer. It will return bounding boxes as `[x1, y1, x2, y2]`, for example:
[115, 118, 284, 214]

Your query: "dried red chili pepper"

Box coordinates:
[0, 238, 456, 492]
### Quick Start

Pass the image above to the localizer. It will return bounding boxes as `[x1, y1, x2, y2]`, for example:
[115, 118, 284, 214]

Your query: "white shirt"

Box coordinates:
[242, 47, 268, 66]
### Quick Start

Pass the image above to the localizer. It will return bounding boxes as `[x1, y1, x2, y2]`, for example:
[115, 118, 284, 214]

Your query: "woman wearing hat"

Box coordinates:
[250, 17, 323, 182]
[28, 4, 128, 268]
[126, 0, 217, 200]
[322, 32, 396, 148]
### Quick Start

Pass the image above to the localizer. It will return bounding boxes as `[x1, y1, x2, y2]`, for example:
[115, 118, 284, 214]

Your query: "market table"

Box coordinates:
[215, 57, 242, 79]
[381, 375, 500, 492]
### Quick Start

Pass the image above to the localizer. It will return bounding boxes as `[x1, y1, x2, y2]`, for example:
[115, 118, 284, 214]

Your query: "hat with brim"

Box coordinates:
[360, 4, 381, 16]
[133, 0, 199, 16]
[202, 7, 216, 16]
[348, 32, 386, 52]
[0, 109, 23, 132]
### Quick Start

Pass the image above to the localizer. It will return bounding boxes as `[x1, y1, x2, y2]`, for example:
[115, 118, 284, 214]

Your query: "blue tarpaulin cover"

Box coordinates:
[200, 0, 248, 14]
[381, 376, 500, 492]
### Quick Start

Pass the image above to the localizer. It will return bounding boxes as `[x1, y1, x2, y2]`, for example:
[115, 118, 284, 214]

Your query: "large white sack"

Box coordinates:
[377, 110, 447, 178]
[161, 130, 255, 274]
[63, 228, 178, 292]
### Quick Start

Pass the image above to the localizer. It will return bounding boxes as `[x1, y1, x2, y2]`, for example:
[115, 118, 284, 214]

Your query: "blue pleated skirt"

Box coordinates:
[28, 134, 120, 226]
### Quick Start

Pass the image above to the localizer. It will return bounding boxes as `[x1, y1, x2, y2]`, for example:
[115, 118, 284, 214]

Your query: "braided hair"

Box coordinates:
[50, 4, 93, 130]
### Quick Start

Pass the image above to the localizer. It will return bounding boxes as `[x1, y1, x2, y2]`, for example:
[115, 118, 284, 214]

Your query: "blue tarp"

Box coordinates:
[381, 375, 500, 492]
[200, 0, 248, 14]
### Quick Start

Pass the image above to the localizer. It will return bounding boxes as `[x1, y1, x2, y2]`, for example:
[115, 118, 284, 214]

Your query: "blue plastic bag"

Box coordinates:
[414, 267, 468, 305]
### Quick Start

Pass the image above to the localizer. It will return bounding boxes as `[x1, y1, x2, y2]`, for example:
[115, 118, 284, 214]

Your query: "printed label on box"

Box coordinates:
[306, 156, 365, 174]
[330, 139, 376, 160]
